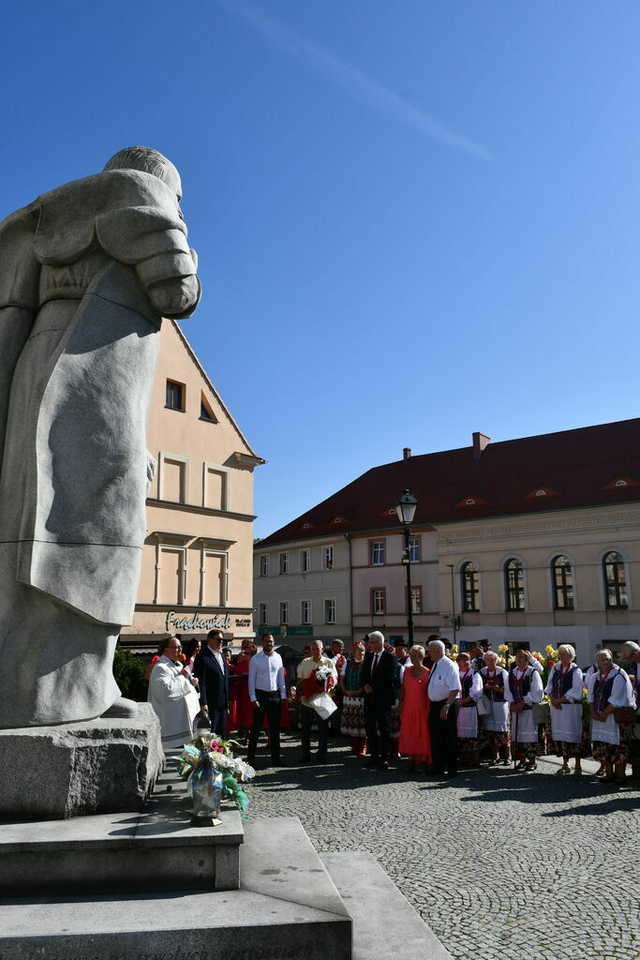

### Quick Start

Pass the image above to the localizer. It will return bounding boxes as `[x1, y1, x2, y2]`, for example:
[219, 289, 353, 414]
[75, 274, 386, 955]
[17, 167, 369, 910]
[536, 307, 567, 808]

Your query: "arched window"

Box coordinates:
[461, 562, 479, 612]
[505, 558, 525, 611]
[551, 555, 574, 610]
[603, 551, 628, 609]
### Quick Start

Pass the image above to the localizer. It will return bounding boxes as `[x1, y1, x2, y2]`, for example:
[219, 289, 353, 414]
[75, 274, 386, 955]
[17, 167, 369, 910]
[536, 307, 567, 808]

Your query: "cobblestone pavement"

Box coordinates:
[246, 734, 640, 960]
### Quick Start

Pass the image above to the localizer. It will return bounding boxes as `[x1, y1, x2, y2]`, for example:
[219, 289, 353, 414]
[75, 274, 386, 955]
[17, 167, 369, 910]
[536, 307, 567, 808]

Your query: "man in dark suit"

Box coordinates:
[360, 630, 397, 770]
[193, 629, 229, 735]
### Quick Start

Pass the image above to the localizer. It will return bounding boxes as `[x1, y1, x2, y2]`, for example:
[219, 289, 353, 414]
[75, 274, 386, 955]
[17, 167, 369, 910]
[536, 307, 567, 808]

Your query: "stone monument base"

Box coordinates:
[0, 704, 163, 820]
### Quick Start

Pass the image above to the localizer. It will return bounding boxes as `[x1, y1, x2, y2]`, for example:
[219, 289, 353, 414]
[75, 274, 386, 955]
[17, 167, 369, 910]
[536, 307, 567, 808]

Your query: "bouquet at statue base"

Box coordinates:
[302, 664, 337, 720]
[178, 734, 255, 824]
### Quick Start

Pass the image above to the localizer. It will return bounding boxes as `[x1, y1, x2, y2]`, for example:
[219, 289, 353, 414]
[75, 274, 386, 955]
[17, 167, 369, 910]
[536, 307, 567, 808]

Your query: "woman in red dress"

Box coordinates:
[399, 644, 431, 772]
[229, 640, 255, 739]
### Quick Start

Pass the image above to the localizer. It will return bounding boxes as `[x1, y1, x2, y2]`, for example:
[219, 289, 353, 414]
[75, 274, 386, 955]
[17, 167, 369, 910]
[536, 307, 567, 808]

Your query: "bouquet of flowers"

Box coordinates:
[302, 664, 337, 720]
[178, 734, 255, 819]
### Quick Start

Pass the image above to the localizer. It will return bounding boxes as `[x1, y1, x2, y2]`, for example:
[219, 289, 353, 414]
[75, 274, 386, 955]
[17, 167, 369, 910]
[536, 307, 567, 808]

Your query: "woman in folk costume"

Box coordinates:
[545, 644, 586, 776]
[340, 639, 368, 756]
[398, 644, 431, 772]
[505, 648, 544, 771]
[455, 652, 483, 766]
[587, 649, 636, 784]
[479, 651, 510, 765]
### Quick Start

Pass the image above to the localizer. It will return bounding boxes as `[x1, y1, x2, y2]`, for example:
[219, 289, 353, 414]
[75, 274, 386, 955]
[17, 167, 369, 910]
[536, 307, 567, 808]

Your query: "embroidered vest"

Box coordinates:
[551, 664, 576, 700]
[593, 669, 619, 715]
[509, 667, 532, 702]
[481, 668, 505, 701]
[460, 671, 474, 699]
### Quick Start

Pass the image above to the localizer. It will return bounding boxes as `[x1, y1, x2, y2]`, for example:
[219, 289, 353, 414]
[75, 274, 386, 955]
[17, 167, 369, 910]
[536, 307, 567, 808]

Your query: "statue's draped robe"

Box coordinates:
[0, 170, 200, 727]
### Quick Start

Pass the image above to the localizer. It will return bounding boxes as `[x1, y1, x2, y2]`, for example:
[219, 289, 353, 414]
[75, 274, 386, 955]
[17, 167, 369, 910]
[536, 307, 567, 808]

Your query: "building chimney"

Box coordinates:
[403, 447, 412, 461]
[472, 432, 491, 461]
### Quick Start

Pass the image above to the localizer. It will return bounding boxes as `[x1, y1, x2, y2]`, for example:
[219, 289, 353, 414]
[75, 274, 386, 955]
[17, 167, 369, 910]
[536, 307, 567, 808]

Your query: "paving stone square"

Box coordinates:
[247, 735, 640, 960]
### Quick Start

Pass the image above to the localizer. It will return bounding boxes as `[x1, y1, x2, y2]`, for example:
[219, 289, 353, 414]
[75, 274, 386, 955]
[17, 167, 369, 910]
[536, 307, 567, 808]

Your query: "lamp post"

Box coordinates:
[395, 489, 418, 647]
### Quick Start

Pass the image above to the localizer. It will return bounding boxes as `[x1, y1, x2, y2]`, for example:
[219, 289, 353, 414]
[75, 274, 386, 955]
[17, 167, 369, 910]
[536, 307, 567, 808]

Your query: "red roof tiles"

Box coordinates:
[257, 418, 640, 548]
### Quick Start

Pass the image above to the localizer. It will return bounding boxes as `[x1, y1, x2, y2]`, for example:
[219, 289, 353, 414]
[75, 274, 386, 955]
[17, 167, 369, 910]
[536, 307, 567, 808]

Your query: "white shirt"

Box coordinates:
[427, 655, 462, 702]
[208, 646, 225, 674]
[249, 650, 286, 700]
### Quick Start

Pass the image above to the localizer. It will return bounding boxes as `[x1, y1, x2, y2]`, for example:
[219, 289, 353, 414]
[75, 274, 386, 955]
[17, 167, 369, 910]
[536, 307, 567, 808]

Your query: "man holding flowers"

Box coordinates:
[297, 639, 338, 762]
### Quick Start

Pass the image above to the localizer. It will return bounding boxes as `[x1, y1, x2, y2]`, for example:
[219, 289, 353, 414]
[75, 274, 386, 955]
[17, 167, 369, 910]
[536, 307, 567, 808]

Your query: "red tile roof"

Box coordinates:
[256, 418, 640, 548]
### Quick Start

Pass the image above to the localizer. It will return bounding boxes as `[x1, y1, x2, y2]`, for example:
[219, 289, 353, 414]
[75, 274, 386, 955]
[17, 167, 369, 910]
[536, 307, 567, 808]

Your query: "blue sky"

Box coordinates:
[3, 2, 640, 538]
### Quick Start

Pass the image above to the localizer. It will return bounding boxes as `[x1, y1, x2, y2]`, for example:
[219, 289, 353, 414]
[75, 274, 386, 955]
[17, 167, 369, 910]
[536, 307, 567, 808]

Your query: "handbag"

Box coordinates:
[532, 701, 550, 725]
[476, 695, 490, 717]
[613, 706, 637, 725]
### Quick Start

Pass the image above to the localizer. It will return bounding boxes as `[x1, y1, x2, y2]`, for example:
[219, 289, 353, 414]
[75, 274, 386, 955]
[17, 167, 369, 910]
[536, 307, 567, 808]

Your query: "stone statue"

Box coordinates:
[0, 147, 201, 728]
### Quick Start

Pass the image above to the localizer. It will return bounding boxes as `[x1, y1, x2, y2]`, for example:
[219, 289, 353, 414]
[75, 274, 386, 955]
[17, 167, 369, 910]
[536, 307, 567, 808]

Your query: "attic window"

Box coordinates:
[385, 507, 397, 517]
[526, 486, 559, 500]
[455, 495, 487, 509]
[605, 475, 638, 489]
[301, 522, 313, 530]
[200, 396, 217, 423]
[331, 516, 346, 525]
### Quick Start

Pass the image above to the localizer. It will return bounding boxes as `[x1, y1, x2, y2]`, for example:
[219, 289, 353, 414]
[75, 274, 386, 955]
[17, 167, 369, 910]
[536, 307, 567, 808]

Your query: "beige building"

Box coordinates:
[121, 320, 263, 649]
[254, 419, 640, 664]
[438, 501, 640, 661]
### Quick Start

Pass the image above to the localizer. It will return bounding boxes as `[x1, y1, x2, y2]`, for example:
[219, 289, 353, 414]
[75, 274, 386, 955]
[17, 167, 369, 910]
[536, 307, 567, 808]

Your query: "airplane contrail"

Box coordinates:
[215, 0, 490, 160]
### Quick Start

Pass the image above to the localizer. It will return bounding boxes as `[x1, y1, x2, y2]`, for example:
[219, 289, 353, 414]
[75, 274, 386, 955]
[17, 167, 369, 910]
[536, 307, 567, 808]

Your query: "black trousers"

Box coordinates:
[365, 699, 392, 764]
[248, 690, 282, 762]
[429, 699, 458, 775]
[208, 707, 227, 738]
[300, 704, 329, 758]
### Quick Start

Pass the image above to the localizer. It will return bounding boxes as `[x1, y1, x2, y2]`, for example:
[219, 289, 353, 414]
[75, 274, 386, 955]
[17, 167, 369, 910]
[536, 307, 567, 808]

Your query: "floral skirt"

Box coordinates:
[482, 729, 509, 748]
[592, 740, 629, 765]
[340, 695, 367, 738]
[457, 736, 480, 758]
[513, 741, 540, 761]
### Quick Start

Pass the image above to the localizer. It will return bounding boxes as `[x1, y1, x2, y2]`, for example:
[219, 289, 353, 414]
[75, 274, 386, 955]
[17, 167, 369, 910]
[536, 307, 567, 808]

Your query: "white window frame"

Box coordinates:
[156, 542, 187, 605]
[200, 548, 228, 607]
[201, 461, 230, 511]
[300, 599, 312, 625]
[323, 545, 335, 570]
[279, 601, 288, 624]
[324, 598, 336, 624]
[259, 554, 270, 578]
[259, 602, 268, 626]
[300, 548, 311, 573]
[408, 535, 422, 563]
[370, 540, 386, 566]
[410, 585, 423, 614]
[157, 451, 190, 504]
[279, 552, 289, 575]
[371, 587, 386, 616]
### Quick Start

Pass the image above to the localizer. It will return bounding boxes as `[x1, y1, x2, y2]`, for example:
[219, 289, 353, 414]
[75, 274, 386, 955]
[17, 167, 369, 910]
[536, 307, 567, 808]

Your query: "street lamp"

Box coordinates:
[395, 489, 418, 646]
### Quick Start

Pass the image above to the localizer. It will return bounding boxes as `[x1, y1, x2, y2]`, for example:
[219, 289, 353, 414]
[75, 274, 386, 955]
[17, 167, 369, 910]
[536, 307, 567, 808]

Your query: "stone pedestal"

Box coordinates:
[0, 704, 163, 820]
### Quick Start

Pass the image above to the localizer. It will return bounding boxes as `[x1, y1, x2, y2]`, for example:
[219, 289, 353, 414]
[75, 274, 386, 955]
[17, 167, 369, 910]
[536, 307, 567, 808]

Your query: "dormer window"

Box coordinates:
[526, 486, 559, 500]
[200, 395, 217, 423]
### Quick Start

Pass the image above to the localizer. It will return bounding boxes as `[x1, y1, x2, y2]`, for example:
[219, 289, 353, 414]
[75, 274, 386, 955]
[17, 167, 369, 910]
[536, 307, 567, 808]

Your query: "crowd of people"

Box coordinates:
[147, 629, 640, 787]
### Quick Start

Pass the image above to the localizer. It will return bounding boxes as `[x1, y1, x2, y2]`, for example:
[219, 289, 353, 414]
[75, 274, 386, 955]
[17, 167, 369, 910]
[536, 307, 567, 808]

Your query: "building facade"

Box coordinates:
[120, 319, 263, 650]
[254, 420, 640, 665]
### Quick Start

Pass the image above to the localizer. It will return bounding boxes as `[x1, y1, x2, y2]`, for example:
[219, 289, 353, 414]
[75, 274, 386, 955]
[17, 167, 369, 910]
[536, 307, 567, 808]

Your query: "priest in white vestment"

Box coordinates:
[148, 637, 200, 749]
